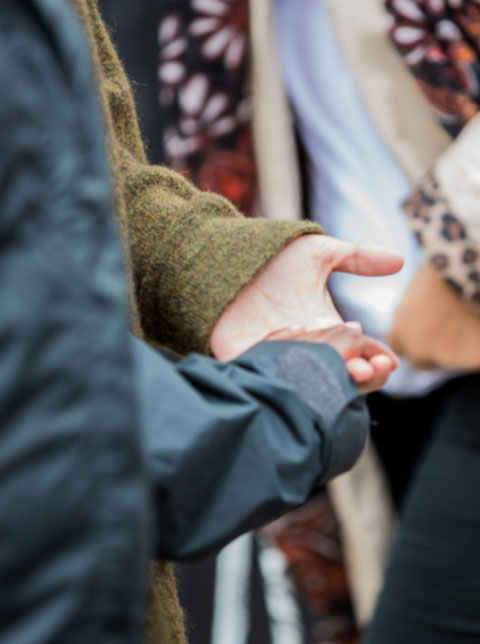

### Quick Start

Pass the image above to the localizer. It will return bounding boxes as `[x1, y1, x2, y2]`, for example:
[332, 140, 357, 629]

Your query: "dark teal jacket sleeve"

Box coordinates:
[132, 337, 369, 560]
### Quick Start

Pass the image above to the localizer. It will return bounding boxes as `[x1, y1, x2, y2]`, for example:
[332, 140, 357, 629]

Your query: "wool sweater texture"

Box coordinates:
[70, 1, 322, 641]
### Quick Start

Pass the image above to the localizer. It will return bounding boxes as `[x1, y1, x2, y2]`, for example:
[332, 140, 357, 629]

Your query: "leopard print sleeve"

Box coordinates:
[405, 115, 480, 308]
[405, 172, 480, 306]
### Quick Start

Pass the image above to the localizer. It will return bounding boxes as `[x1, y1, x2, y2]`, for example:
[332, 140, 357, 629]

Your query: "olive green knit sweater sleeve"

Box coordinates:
[83, 0, 322, 355]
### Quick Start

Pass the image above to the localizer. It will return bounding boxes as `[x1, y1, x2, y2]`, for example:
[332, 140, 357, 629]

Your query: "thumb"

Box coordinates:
[329, 239, 404, 277]
[263, 325, 307, 341]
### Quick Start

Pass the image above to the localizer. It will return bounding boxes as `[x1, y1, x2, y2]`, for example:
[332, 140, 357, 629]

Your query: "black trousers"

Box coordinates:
[369, 383, 451, 510]
[366, 373, 480, 644]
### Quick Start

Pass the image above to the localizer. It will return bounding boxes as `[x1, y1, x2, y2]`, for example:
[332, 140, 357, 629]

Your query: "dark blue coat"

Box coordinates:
[0, 1, 368, 641]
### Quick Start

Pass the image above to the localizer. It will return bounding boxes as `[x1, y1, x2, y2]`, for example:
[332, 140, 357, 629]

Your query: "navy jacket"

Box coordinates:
[0, 1, 368, 641]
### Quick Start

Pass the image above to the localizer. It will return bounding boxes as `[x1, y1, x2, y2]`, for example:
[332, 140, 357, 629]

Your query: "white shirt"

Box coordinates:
[274, 0, 455, 396]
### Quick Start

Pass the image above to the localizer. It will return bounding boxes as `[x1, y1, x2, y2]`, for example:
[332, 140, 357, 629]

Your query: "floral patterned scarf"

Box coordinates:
[386, 0, 480, 137]
[158, 0, 259, 216]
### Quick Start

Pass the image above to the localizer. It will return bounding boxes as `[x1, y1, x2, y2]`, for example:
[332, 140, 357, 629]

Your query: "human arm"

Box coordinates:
[132, 335, 370, 560]
[78, 1, 404, 368]
[404, 115, 480, 304]
[77, 0, 321, 355]
[390, 115, 480, 369]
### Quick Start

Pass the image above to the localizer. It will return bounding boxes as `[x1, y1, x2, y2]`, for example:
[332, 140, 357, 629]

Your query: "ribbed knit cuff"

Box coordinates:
[142, 214, 322, 355]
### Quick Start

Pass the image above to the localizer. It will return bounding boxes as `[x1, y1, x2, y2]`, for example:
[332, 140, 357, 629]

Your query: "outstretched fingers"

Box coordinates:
[324, 238, 404, 277]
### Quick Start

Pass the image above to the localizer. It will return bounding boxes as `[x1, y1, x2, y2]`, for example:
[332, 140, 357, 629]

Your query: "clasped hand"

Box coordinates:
[210, 235, 404, 393]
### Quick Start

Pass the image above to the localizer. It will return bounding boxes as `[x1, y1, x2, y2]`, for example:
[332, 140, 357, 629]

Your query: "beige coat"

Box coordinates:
[249, 0, 480, 626]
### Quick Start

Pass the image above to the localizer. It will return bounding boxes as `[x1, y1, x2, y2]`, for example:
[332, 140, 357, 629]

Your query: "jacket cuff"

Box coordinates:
[404, 170, 480, 307]
[405, 114, 480, 307]
[236, 341, 369, 483]
[138, 202, 322, 355]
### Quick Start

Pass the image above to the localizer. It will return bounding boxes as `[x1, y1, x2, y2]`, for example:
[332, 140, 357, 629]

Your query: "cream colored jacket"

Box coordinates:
[249, 0, 480, 626]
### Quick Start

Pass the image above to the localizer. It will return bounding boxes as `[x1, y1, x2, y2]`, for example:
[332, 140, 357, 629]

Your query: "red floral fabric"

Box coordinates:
[386, 0, 480, 136]
[158, 0, 259, 215]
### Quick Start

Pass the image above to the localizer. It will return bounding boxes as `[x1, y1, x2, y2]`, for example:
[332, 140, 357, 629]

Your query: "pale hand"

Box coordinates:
[389, 262, 480, 370]
[266, 324, 399, 394]
[210, 235, 403, 389]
